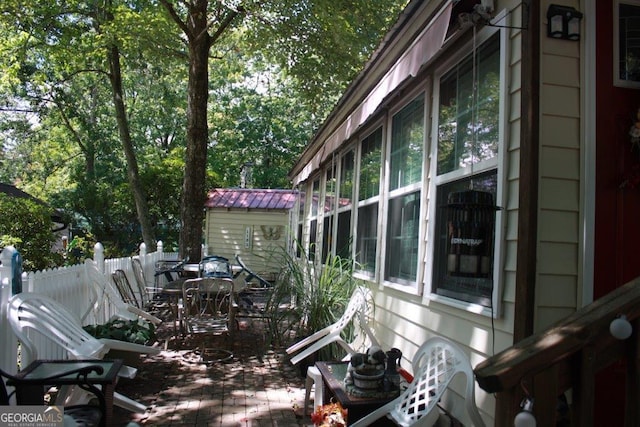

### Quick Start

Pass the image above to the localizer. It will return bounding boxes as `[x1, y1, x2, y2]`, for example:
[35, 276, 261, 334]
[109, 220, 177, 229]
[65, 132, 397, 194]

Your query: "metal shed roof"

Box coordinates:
[204, 188, 298, 210]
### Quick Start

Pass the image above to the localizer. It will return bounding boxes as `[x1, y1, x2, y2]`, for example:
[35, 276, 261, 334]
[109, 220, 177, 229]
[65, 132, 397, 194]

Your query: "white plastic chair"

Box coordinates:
[286, 286, 379, 365]
[84, 259, 162, 326]
[286, 286, 379, 414]
[7, 292, 161, 413]
[350, 337, 485, 427]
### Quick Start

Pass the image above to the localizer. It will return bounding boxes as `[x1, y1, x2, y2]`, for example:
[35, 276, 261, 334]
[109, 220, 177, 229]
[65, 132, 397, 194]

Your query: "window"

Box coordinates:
[295, 187, 305, 258]
[432, 172, 497, 306]
[437, 34, 499, 175]
[386, 191, 420, 282]
[385, 95, 425, 284]
[336, 150, 355, 259]
[356, 128, 382, 275]
[308, 179, 320, 261]
[615, 1, 640, 87]
[432, 31, 501, 307]
[390, 96, 425, 190]
[322, 167, 336, 262]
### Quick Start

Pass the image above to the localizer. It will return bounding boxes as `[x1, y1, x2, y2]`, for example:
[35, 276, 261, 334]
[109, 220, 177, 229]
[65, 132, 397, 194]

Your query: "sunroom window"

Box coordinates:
[336, 149, 355, 259]
[308, 179, 320, 261]
[437, 34, 499, 174]
[356, 127, 382, 276]
[432, 31, 501, 307]
[385, 95, 425, 285]
[295, 187, 305, 258]
[322, 166, 336, 263]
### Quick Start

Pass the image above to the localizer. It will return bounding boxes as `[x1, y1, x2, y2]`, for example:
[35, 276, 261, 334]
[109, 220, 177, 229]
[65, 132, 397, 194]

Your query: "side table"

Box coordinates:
[13, 359, 123, 426]
[315, 361, 397, 426]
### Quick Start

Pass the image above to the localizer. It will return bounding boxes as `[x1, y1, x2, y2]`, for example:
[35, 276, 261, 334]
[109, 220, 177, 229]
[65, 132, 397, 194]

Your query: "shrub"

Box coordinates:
[83, 319, 156, 345]
[0, 193, 59, 271]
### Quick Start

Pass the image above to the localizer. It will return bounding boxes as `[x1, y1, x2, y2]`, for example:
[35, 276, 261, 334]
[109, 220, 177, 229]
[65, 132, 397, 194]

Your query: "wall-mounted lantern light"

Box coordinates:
[547, 4, 583, 41]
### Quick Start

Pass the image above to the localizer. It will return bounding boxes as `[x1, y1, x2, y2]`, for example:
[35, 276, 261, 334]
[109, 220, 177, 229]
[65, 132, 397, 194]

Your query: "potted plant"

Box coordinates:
[83, 318, 156, 367]
[266, 243, 360, 365]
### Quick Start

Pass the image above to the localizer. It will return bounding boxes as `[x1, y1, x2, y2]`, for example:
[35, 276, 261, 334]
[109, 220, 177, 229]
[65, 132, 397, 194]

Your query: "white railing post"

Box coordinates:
[0, 247, 19, 375]
[0, 246, 14, 286]
[94, 242, 104, 271]
[139, 242, 147, 257]
[157, 240, 163, 254]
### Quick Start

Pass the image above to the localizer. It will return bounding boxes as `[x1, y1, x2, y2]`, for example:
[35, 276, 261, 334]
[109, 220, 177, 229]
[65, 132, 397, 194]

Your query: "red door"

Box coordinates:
[594, 1, 640, 424]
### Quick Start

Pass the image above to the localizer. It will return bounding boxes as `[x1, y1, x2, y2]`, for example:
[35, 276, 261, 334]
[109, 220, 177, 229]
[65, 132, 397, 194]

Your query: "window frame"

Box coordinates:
[425, 24, 507, 317]
[381, 88, 429, 293]
[321, 163, 337, 263]
[307, 178, 321, 262]
[353, 122, 385, 280]
[614, 0, 640, 88]
[336, 146, 356, 260]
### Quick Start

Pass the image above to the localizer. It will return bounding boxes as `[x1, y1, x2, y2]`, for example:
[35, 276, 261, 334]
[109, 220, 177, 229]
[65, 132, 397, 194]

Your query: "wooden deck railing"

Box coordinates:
[474, 278, 640, 427]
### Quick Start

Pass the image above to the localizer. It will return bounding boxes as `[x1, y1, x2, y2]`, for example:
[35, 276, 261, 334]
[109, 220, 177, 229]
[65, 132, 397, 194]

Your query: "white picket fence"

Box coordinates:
[0, 241, 179, 375]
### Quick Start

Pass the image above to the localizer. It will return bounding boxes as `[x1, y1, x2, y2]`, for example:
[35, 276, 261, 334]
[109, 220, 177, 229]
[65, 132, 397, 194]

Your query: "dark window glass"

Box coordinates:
[356, 203, 378, 274]
[619, 3, 640, 82]
[385, 191, 420, 282]
[432, 170, 498, 306]
[336, 211, 352, 259]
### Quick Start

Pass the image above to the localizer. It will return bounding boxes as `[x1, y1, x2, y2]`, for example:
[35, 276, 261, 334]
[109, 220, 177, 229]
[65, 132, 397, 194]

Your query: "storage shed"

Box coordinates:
[204, 188, 297, 280]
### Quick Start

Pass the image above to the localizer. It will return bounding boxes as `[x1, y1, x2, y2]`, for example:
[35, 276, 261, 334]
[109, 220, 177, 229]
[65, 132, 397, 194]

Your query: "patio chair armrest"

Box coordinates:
[99, 338, 161, 355]
[7, 364, 105, 386]
[126, 305, 163, 325]
[285, 325, 333, 355]
[289, 334, 345, 365]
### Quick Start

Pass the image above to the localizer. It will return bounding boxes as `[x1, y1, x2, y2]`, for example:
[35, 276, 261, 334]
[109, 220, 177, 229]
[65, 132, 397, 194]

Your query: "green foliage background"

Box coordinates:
[0, 0, 407, 258]
[0, 194, 60, 270]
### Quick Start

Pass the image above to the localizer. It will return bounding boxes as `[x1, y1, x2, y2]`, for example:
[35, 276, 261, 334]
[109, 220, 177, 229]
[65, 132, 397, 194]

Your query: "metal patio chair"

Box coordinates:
[111, 269, 140, 309]
[181, 277, 236, 363]
[131, 257, 169, 313]
[84, 259, 162, 326]
[0, 362, 111, 427]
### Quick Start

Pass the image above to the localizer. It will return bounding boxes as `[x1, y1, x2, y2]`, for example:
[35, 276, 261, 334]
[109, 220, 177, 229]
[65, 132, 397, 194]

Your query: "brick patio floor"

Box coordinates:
[112, 317, 313, 427]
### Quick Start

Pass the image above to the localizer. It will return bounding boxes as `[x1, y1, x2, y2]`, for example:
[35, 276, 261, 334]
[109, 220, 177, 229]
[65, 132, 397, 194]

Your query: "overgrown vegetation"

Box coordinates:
[267, 243, 360, 361]
[0, 194, 60, 270]
[0, 0, 407, 257]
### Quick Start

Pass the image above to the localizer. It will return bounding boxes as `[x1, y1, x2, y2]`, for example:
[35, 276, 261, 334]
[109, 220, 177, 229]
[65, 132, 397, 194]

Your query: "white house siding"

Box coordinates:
[537, 0, 582, 331]
[370, 3, 524, 424]
[288, 1, 536, 424]
[204, 209, 291, 278]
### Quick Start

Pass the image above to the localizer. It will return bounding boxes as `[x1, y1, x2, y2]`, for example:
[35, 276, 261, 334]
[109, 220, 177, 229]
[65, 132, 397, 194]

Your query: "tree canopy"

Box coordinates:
[0, 0, 407, 257]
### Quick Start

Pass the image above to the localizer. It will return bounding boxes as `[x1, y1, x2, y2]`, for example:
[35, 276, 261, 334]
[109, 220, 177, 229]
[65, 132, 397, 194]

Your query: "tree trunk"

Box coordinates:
[107, 44, 155, 249]
[178, 1, 210, 262]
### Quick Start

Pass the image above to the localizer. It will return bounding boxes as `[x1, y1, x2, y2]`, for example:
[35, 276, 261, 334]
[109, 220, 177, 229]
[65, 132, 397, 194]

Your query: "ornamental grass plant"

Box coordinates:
[266, 242, 360, 362]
